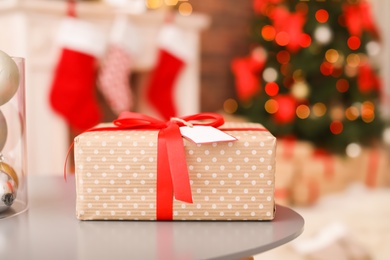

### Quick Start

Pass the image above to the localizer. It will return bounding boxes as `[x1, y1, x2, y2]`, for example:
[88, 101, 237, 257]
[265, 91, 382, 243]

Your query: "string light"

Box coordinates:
[366, 41, 381, 56]
[315, 9, 329, 23]
[346, 53, 360, 67]
[145, 0, 163, 9]
[361, 101, 375, 123]
[330, 120, 343, 135]
[223, 98, 238, 114]
[291, 81, 309, 100]
[345, 106, 359, 121]
[165, 0, 178, 5]
[346, 143, 362, 158]
[265, 82, 279, 96]
[300, 34, 312, 48]
[320, 61, 333, 76]
[331, 106, 345, 121]
[178, 2, 192, 16]
[261, 25, 276, 41]
[264, 99, 279, 114]
[314, 25, 332, 44]
[312, 103, 326, 117]
[336, 78, 349, 93]
[296, 104, 310, 119]
[292, 69, 304, 81]
[295, 2, 308, 14]
[347, 36, 361, 50]
[275, 32, 290, 47]
[280, 64, 290, 76]
[263, 67, 278, 82]
[276, 50, 290, 64]
[383, 127, 390, 145]
[325, 49, 339, 63]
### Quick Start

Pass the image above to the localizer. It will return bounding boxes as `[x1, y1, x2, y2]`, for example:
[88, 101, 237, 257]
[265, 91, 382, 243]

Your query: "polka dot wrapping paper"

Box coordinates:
[74, 122, 276, 221]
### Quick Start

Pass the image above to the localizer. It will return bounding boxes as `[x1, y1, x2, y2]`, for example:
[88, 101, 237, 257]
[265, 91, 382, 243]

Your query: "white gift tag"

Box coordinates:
[180, 126, 237, 144]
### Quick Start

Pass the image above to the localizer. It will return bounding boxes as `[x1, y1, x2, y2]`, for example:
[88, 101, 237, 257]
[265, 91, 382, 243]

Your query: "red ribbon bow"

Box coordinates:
[80, 112, 225, 220]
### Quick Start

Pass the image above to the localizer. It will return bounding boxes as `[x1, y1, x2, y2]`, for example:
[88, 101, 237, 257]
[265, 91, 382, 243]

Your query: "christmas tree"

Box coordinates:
[231, 0, 385, 155]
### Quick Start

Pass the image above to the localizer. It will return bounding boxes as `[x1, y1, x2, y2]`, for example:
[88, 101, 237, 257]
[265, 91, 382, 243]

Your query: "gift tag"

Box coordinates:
[180, 126, 237, 144]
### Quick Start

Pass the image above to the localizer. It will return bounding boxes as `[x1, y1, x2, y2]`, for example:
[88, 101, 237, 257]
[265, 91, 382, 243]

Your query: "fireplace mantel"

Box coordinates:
[0, 0, 210, 175]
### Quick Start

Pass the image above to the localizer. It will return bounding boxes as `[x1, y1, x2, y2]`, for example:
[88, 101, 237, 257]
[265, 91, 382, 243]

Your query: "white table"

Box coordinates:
[0, 176, 304, 260]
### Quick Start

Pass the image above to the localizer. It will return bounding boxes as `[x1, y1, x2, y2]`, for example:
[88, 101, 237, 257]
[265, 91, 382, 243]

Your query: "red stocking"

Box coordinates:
[146, 24, 189, 120]
[49, 17, 106, 131]
[98, 15, 138, 115]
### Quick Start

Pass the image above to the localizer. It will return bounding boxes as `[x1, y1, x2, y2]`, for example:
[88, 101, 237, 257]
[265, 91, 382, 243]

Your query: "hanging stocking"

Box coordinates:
[49, 14, 106, 132]
[146, 23, 191, 120]
[98, 15, 138, 115]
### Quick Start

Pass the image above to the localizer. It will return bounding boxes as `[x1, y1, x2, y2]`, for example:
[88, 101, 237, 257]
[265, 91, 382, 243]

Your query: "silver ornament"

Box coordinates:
[0, 110, 7, 151]
[0, 50, 20, 106]
[0, 160, 18, 213]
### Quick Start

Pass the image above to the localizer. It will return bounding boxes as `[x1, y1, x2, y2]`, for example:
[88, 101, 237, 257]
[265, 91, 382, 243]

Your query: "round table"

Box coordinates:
[0, 176, 304, 260]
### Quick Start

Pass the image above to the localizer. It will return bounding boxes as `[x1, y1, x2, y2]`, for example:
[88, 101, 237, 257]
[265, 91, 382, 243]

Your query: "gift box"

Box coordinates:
[349, 147, 390, 188]
[291, 150, 350, 206]
[74, 113, 277, 221]
[274, 157, 295, 206]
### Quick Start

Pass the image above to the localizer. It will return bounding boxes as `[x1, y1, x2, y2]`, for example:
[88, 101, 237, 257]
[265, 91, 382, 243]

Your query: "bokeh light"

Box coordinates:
[320, 61, 333, 76]
[265, 82, 279, 96]
[331, 66, 343, 78]
[336, 78, 349, 93]
[292, 69, 304, 81]
[291, 81, 309, 100]
[261, 25, 276, 41]
[165, 0, 178, 5]
[361, 101, 375, 123]
[345, 106, 359, 121]
[300, 34, 312, 48]
[314, 25, 332, 44]
[330, 106, 344, 121]
[325, 49, 339, 63]
[223, 98, 238, 114]
[265, 99, 279, 114]
[178, 2, 192, 16]
[346, 53, 360, 67]
[263, 67, 278, 82]
[347, 36, 361, 50]
[366, 41, 381, 56]
[330, 120, 343, 135]
[312, 103, 326, 117]
[145, 0, 163, 8]
[296, 2, 308, 14]
[315, 9, 329, 23]
[276, 50, 290, 64]
[280, 64, 291, 76]
[275, 32, 290, 47]
[296, 105, 310, 119]
[383, 127, 390, 145]
[346, 143, 362, 158]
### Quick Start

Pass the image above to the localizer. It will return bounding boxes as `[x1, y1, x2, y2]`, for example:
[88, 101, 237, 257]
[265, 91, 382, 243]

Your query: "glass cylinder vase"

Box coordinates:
[0, 56, 28, 219]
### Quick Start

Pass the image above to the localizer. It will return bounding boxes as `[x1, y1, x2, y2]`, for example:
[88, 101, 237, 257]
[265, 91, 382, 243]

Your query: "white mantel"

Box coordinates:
[0, 0, 210, 175]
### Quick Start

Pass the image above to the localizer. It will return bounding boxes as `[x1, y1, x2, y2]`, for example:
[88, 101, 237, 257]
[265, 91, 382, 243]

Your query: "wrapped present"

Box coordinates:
[291, 150, 350, 206]
[274, 157, 295, 206]
[73, 112, 276, 221]
[349, 147, 390, 188]
[276, 137, 314, 161]
[274, 138, 314, 206]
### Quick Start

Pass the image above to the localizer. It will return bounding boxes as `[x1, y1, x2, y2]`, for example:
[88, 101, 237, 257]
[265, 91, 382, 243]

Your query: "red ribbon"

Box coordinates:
[313, 149, 334, 180]
[83, 112, 225, 220]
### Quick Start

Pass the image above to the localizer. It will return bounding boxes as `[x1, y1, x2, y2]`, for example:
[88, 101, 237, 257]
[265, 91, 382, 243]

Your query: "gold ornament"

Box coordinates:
[0, 161, 18, 188]
[0, 50, 20, 106]
[0, 159, 18, 213]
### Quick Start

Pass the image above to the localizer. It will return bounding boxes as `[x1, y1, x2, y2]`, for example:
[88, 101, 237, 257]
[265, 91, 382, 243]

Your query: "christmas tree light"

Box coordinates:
[230, 0, 386, 155]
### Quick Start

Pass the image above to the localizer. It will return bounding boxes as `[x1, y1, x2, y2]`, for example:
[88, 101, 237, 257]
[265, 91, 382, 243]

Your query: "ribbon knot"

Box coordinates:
[83, 112, 225, 220]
